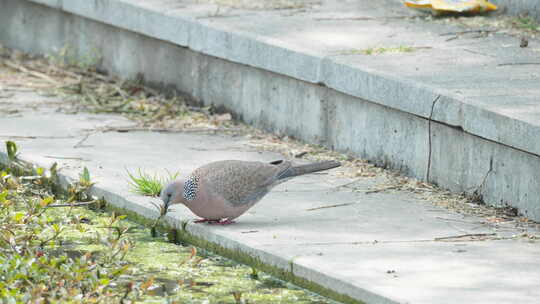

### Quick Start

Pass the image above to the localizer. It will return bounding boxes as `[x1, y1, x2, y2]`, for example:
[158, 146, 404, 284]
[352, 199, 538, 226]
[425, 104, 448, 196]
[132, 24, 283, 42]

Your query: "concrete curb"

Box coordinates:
[14, 0, 540, 155]
[2, 0, 540, 221]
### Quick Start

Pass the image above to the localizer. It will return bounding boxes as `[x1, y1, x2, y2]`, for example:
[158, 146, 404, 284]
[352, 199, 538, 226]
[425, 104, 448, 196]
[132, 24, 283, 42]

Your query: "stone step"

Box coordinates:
[2, 0, 540, 220]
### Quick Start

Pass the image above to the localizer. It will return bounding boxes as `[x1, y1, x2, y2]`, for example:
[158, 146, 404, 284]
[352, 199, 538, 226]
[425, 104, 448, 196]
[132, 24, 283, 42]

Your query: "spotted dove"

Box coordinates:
[160, 159, 341, 224]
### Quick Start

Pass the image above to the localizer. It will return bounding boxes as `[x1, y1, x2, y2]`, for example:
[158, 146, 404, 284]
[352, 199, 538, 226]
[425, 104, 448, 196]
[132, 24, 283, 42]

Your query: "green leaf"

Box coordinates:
[36, 167, 45, 176]
[13, 212, 24, 223]
[39, 196, 54, 207]
[52, 223, 61, 233]
[0, 190, 8, 203]
[50, 162, 58, 177]
[80, 167, 91, 184]
[5, 141, 18, 161]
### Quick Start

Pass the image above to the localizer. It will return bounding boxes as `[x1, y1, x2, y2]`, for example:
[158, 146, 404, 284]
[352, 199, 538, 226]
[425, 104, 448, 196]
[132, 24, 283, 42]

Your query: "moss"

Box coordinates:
[172, 229, 364, 304]
[40, 200, 337, 303]
[100, 201, 363, 303]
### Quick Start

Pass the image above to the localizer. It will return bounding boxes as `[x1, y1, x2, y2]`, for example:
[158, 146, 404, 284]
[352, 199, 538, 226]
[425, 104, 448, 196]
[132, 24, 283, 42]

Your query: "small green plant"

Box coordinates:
[66, 167, 95, 203]
[126, 169, 179, 197]
[5, 141, 17, 162]
[129, 169, 180, 236]
[4, 141, 30, 176]
[514, 16, 540, 31]
[250, 267, 259, 279]
[79, 166, 92, 187]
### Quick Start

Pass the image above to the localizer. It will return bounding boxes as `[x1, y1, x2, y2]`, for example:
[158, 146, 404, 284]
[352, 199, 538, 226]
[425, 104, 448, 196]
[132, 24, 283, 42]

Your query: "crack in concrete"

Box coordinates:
[426, 95, 441, 182]
[472, 155, 494, 201]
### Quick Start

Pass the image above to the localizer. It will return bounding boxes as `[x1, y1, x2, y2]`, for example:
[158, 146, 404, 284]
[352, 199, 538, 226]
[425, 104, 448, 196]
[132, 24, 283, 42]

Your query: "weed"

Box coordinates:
[514, 16, 540, 32]
[5, 141, 17, 162]
[66, 167, 95, 203]
[126, 169, 179, 197]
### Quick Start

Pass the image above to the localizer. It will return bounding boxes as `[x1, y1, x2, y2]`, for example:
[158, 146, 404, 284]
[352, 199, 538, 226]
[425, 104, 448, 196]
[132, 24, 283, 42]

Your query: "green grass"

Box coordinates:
[514, 16, 540, 32]
[126, 169, 180, 197]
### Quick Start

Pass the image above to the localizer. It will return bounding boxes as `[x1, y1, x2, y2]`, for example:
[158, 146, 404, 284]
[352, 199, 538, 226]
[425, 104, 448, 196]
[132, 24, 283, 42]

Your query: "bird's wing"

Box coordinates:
[195, 160, 290, 206]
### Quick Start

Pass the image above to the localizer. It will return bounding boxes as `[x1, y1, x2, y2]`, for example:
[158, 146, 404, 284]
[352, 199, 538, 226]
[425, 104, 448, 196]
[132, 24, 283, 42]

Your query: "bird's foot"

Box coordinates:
[194, 218, 220, 224]
[194, 218, 236, 225]
[215, 219, 236, 225]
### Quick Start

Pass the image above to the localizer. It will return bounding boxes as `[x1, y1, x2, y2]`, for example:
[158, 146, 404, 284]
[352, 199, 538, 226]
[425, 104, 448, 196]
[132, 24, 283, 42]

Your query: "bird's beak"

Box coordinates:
[163, 198, 170, 214]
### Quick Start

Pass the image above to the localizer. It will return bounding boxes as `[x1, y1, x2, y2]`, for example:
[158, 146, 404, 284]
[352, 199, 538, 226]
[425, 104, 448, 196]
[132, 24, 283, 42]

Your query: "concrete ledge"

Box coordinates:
[2, 0, 540, 220]
[492, 0, 540, 21]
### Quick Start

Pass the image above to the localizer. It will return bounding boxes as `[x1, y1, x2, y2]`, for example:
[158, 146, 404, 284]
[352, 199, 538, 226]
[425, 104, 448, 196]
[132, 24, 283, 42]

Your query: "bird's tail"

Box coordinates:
[278, 160, 341, 179]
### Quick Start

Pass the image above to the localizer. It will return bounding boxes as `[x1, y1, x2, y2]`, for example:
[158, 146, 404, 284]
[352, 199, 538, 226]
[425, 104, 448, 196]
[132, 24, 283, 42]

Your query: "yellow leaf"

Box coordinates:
[0, 190, 8, 202]
[39, 196, 54, 207]
[140, 277, 154, 291]
[36, 167, 44, 176]
[52, 223, 61, 233]
[14, 212, 24, 223]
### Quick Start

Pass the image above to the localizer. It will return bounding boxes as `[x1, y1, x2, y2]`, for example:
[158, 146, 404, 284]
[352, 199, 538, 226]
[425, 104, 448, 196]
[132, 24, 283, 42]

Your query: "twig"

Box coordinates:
[196, 14, 248, 19]
[315, 16, 410, 21]
[315, 16, 375, 21]
[306, 202, 355, 211]
[497, 62, 540, 67]
[0, 135, 75, 139]
[298, 233, 505, 246]
[46, 65, 83, 80]
[241, 230, 259, 234]
[44, 155, 88, 161]
[46, 202, 96, 208]
[100, 126, 242, 133]
[463, 49, 495, 57]
[114, 86, 128, 99]
[435, 217, 482, 225]
[364, 185, 400, 194]
[330, 178, 363, 191]
[73, 133, 92, 148]
[434, 233, 496, 241]
[439, 29, 497, 36]
[4, 60, 60, 85]
[294, 151, 308, 158]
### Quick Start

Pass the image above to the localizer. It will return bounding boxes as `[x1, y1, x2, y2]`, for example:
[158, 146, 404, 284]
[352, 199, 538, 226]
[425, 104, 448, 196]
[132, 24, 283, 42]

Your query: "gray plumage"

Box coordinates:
[161, 159, 340, 224]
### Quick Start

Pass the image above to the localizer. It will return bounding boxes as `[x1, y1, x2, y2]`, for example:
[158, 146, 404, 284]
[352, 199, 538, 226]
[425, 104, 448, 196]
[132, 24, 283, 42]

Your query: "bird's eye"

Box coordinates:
[167, 193, 172, 197]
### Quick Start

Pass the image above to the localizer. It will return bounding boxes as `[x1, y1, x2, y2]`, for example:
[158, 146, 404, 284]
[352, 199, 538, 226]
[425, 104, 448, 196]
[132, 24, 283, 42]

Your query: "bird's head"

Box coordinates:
[160, 179, 185, 212]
